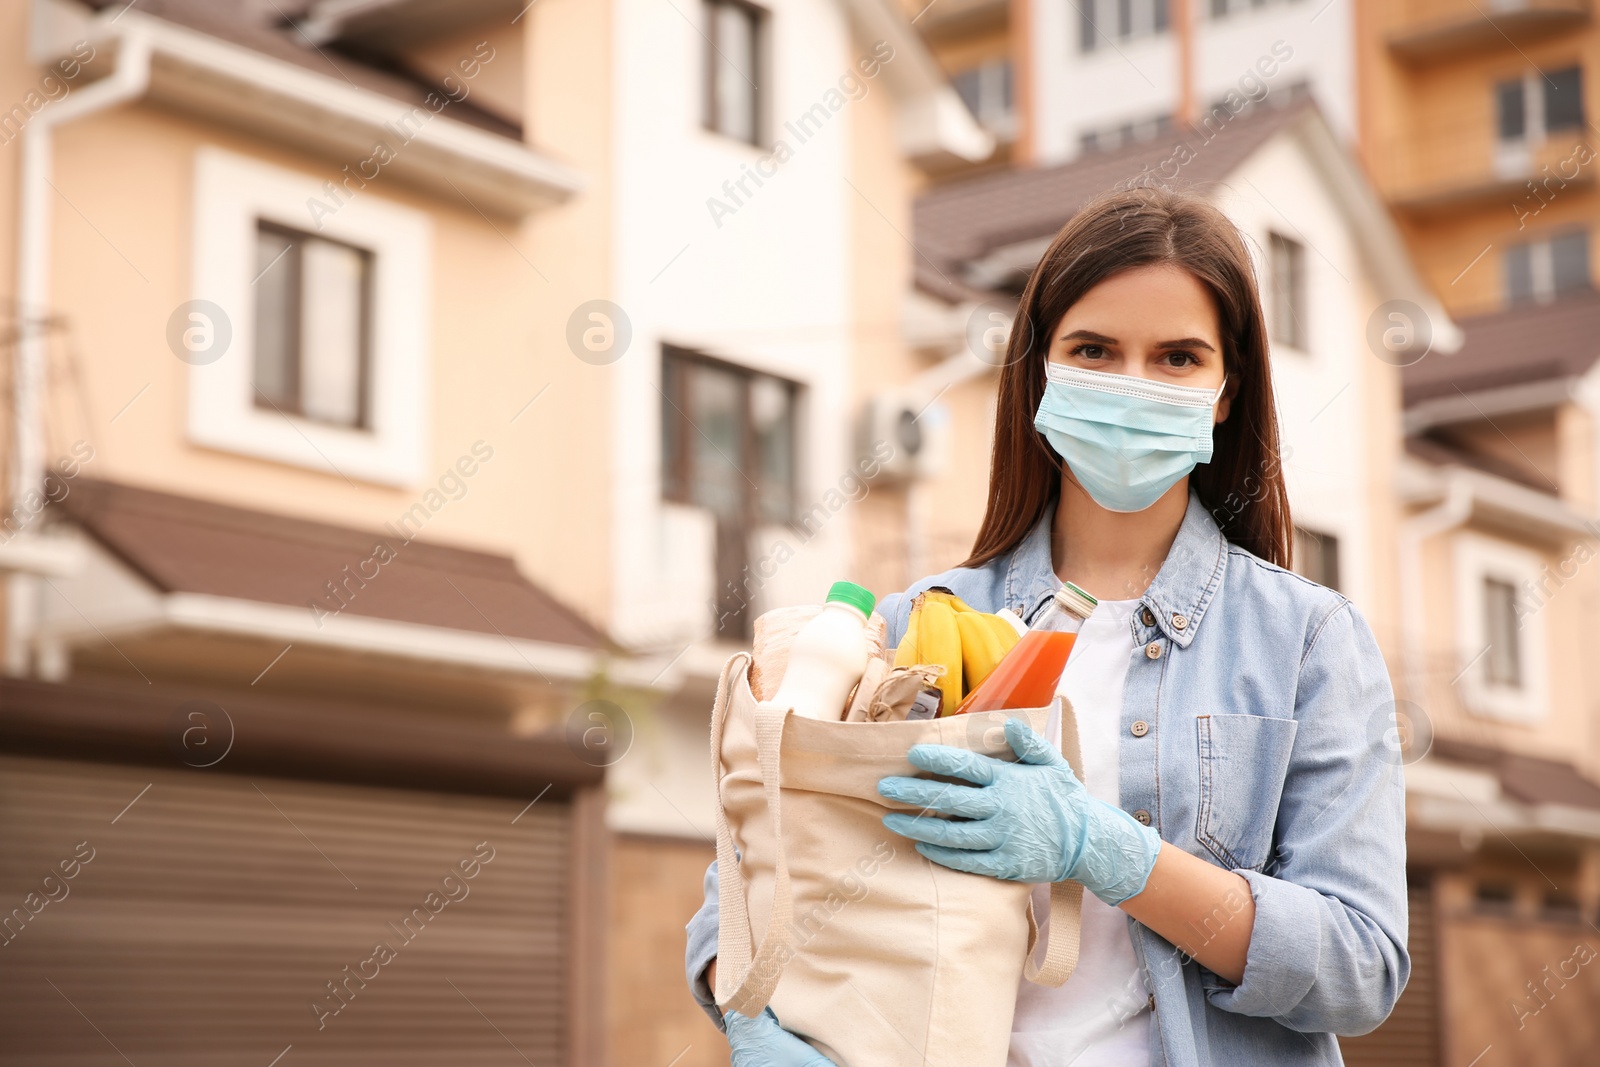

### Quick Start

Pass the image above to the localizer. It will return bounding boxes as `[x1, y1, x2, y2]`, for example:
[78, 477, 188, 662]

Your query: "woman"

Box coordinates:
[685, 187, 1408, 1066]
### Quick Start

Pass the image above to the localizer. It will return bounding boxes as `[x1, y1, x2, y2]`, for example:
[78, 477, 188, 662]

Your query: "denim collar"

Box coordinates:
[1002, 490, 1229, 649]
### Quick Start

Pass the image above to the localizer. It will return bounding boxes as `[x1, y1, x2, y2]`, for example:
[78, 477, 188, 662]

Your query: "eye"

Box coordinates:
[1163, 350, 1200, 367]
[1069, 343, 1110, 360]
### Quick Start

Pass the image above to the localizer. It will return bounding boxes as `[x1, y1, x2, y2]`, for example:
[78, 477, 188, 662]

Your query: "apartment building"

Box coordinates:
[913, 0, 1353, 178]
[0, 0, 988, 1063]
[1355, 3, 1600, 1064]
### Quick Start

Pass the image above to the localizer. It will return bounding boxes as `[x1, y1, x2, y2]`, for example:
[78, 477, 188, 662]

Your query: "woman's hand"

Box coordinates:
[724, 1008, 837, 1066]
[876, 717, 1161, 906]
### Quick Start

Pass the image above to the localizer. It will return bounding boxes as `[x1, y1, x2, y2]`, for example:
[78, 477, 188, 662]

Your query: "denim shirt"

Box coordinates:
[685, 491, 1409, 1066]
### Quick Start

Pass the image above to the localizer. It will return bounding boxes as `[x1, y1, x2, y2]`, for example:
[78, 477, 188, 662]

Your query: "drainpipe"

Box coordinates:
[7, 27, 151, 675]
[1398, 473, 1473, 710]
[1173, 0, 1196, 129]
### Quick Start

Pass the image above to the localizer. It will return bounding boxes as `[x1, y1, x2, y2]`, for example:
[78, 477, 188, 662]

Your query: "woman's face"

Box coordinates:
[1044, 263, 1233, 425]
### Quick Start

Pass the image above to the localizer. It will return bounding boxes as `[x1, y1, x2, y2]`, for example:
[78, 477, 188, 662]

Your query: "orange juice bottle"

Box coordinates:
[954, 582, 1097, 714]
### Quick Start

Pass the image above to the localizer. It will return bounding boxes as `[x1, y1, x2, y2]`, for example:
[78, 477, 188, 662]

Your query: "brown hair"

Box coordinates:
[959, 186, 1292, 569]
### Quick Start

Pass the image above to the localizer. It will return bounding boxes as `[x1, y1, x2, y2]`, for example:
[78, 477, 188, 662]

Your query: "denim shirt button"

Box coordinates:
[1130, 719, 1150, 737]
[1140, 607, 1155, 627]
[1133, 809, 1152, 825]
[1172, 613, 1189, 630]
[1144, 641, 1162, 660]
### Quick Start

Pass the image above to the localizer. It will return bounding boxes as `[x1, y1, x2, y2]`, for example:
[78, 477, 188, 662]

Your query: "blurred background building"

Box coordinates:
[0, 0, 1596, 1064]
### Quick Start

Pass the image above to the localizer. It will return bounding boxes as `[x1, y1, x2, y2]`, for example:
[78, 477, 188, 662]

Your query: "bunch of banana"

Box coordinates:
[893, 588, 1022, 714]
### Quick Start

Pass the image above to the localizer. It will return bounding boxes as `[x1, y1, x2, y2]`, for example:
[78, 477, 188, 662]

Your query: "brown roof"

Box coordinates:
[1403, 434, 1548, 491]
[53, 479, 608, 650]
[1431, 737, 1600, 812]
[912, 96, 1316, 302]
[1402, 288, 1600, 406]
[77, 0, 522, 139]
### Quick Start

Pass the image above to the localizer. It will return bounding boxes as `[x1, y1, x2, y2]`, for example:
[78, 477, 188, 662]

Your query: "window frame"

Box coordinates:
[1292, 525, 1340, 591]
[1208, 0, 1306, 18]
[1079, 0, 1170, 53]
[701, 0, 767, 147]
[1267, 230, 1308, 352]
[1495, 64, 1585, 149]
[659, 345, 800, 528]
[189, 147, 431, 487]
[951, 58, 1018, 138]
[1504, 228, 1592, 306]
[1452, 533, 1549, 722]
[252, 220, 375, 431]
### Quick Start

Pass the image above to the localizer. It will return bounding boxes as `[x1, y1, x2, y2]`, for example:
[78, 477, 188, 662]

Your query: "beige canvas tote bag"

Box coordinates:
[711, 649, 1086, 1067]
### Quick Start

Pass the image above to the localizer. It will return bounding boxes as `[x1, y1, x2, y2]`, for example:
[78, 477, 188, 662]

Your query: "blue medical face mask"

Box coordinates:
[1033, 362, 1227, 513]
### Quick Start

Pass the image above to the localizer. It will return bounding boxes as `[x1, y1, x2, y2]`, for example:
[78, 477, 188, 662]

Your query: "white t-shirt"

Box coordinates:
[1010, 597, 1151, 1067]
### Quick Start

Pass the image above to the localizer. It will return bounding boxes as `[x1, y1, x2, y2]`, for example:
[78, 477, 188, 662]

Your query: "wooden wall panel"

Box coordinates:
[608, 834, 729, 1067]
[1439, 908, 1600, 1066]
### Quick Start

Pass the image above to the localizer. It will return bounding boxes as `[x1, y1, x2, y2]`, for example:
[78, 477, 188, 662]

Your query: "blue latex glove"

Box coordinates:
[877, 717, 1162, 906]
[724, 1008, 837, 1066]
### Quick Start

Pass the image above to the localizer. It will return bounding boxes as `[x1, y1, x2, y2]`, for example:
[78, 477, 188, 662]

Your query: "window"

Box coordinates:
[1268, 232, 1307, 350]
[1547, 65, 1584, 131]
[1496, 78, 1527, 142]
[1541, 887, 1584, 924]
[1454, 534, 1547, 721]
[952, 59, 1016, 138]
[1293, 527, 1339, 591]
[1076, 111, 1171, 155]
[1504, 230, 1590, 305]
[1483, 577, 1522, 687]
[1495, 65, 1584, 148]
[189, 148, 430, 486]
[1079, 0, 1169, 53]
[703, 0, 763, 145]
[661, 347, 798, 638]
[1473, 881, 1516, 917]
[1210, 0, 1303, 15]
[253, 223, 372, 429]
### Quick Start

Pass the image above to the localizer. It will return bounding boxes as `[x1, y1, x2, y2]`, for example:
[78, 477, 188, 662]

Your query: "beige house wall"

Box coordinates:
[1417, 521, 1600, 776]
[6, 0, 616, 635]
[844, 55, 997, 595]
[1356, 270, 1407, 660]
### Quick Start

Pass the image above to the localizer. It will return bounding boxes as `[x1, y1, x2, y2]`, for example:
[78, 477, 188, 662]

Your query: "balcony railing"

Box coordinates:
[1387, 0, 1591, 63]
[1374, 117, 1596, 215]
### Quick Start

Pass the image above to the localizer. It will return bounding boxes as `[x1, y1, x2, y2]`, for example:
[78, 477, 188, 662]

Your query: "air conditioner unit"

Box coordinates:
[858, 391, 948, 482]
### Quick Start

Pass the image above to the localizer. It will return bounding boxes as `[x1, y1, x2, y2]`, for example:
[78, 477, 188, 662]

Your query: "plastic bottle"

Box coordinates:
[765, 580, 877, 721]
[953, 581, 1097, 714]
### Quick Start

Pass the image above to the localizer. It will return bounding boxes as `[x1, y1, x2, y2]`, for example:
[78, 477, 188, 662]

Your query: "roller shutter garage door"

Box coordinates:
[1339, 882, 1439, 1067]
[0, 755, 573, 1066]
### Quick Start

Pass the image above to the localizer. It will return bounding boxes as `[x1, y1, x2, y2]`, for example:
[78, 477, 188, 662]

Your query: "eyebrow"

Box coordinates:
[1060, 328, 1217, 352]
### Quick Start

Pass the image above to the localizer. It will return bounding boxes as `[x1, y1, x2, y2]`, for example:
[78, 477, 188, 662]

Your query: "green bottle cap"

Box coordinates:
[825, 580, 875, 620]
[1054, 580, 1098, 619]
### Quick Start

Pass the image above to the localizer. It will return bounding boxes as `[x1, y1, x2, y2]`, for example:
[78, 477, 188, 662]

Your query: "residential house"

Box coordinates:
[1356, 2, 1600, 1062]
[0, 0, 989, 1063]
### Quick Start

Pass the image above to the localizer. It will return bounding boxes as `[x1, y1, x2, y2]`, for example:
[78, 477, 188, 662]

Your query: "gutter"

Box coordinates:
[32, 589, 678, 691]
[70, 9, 587, 213]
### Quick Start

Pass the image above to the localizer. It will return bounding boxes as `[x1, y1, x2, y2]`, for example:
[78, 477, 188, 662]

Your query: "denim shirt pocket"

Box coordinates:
[1194, 713, 1299, 872]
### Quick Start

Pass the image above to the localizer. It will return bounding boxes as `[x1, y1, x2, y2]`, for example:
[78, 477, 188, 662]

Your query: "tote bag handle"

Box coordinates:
[712, 651, 1085, 1013]
[712, 651, 796, 1017]
[1021, 696, 1084, 987]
